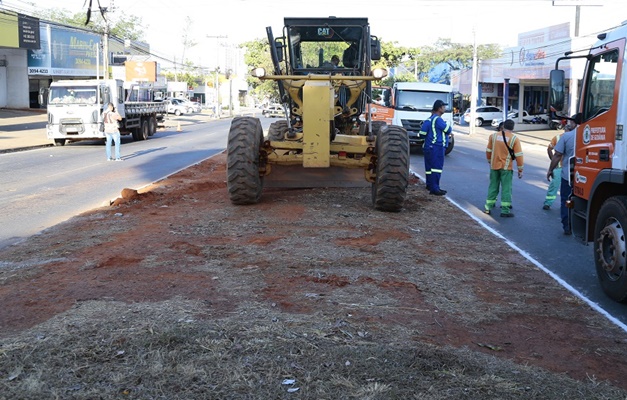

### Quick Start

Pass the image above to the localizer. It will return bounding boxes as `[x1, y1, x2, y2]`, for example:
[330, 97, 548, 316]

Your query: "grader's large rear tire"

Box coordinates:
[371, 125, 410, 212]
[227, 116, 264, 205]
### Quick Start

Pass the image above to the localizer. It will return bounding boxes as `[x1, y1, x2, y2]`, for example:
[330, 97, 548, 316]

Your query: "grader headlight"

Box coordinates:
[252, 68, 267, 78]
[372, 68, 388, 79]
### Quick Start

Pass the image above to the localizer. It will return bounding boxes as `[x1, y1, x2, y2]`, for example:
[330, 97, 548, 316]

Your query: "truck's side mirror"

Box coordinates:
[38, 87, 47, 106]
[102, 86, 110, 107]
[383, 88, 391, 106]
[549, 69, 565, 111]
[371, 36, 381, 61]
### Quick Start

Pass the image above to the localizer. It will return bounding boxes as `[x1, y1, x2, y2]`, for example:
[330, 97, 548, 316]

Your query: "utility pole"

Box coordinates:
[227, 69, 233, 117]
[551, 1, 603, 38]
[469, 27, 479, 136]
[103, 22, 109, 77]
[99, 0, 115, 78]
[206, 35, 228, 118]
[551, 1, 602, 116]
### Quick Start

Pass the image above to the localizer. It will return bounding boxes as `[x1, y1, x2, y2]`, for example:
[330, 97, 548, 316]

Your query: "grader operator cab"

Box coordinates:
[226, 17, 409, 212]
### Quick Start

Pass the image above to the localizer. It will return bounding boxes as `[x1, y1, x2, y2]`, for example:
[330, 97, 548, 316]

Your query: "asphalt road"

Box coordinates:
[410, 129, 627, 328]
[0, 117, 230, 249]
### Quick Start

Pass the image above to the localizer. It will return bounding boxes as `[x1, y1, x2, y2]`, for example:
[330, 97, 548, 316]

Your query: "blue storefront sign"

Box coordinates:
[28, 23, 100, 76]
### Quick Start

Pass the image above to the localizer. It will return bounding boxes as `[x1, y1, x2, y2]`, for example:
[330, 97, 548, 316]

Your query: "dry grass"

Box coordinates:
[0, 298, 625, 399]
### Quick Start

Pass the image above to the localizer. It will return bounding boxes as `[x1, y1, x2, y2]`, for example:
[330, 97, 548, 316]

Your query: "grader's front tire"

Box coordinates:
[267, 120, 289, 141]
[371, 121, 387, 135]
[227, 117, 264, 205]
[371, 125, 410, 212]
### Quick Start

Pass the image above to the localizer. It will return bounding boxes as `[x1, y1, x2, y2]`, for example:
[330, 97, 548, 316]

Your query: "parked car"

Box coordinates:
[168, 98, 199, 114]
[178, 99, 201, 113]
[166, 100, 188, 116]
[189, 101, 202, 113]
[491, 110, 531, 127]
[463, 106, 502, 127]
[262, 104, 286, 118]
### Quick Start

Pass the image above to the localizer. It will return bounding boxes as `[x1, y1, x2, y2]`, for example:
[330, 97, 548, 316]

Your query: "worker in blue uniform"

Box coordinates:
[419, 99, 451, 196]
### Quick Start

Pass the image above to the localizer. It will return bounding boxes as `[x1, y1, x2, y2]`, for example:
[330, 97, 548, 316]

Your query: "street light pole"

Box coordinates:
[206, 35, 228, 118]
[227, 69, 233, 117]
[469, 27, 479, 136]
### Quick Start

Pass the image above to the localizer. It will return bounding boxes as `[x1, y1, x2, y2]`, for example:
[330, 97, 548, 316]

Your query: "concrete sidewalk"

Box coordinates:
[0, 108, 223, 154]
[0, 108, 560, 154]
[0, 108, 50, 153]
[454, 123, 559, 148]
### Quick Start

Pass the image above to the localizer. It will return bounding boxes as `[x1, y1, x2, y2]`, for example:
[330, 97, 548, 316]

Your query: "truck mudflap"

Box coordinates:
[262, 164, 371, 188]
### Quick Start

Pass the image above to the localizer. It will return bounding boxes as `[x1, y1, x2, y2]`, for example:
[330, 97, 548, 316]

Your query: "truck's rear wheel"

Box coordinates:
[267, 120, 289, 141]
[445, 134, 454, 155]
[140, 120, 149, 140]
[148, 116, 157, 136]
[53, 139, 66, 146]
[227, 116, 264, 205]
[594, 196, 627, 303]
[371, 125, 409, 212]
[131, 127, 140, 141]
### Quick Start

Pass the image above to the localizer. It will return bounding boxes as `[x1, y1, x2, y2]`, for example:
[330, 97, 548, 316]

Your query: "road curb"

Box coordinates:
[0, 144, 53, 154]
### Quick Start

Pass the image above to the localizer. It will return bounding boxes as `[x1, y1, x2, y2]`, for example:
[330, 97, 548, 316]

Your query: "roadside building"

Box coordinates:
[0, 10, 40, 109]
[452, 22, 596, 127]
[0, 8, 153, 110]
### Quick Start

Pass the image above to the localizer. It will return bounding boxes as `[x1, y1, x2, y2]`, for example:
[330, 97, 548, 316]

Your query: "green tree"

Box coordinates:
[240, 35, 502, 98]
[180, 16, 197, 66]
[401, 38, 502, 83]
[377, 40, 411, 69]
[34, 8, 144, 41]
[241, 38, 278, 103]
[163, 60, 212, 89]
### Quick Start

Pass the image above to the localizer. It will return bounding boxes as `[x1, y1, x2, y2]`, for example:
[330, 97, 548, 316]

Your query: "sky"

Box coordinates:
[3, 0, 625, 68]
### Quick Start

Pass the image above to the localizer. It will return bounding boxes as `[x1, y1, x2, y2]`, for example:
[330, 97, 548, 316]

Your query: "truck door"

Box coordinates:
[574, 38, 624, 202]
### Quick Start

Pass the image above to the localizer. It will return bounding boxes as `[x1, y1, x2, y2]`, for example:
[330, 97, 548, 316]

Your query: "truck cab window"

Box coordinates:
[583, 50, 618, 121]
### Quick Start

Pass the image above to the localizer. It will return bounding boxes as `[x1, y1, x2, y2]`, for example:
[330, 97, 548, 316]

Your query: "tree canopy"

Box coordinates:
[241, 36, 502, 102]
[34, 7, 145, 41]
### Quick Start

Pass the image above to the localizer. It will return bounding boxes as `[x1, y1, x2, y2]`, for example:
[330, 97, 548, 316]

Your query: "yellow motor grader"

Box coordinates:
[226, 17, 409, 212]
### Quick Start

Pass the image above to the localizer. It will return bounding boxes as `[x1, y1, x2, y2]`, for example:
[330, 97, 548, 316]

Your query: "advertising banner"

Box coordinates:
[125, 61, 157, 82]
[28, 23, 100, 76]
[0, 11, 40, 49]
[18, 14, 40, 49]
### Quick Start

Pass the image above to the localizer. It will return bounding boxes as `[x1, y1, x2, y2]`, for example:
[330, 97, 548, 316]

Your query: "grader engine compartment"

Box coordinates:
[226, 17, 410, 212]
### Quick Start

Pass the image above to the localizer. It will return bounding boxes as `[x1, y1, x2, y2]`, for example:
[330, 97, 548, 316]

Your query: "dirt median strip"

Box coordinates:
[0, 153, 626, 398]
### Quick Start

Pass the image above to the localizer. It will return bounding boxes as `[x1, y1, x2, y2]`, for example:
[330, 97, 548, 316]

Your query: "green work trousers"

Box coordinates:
[544, 167, 561, 207]
[485, 169, 513, 214]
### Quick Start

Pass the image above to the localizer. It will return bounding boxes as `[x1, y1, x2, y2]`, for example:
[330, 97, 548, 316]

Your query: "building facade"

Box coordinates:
[0, 9, 152, 110]
[452, 22, 596, 123]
